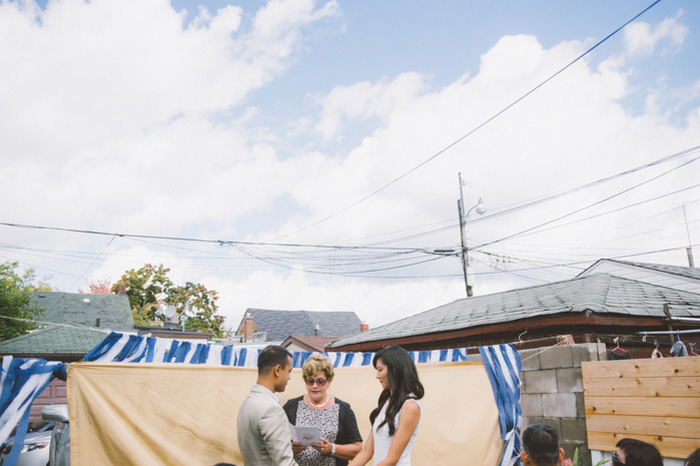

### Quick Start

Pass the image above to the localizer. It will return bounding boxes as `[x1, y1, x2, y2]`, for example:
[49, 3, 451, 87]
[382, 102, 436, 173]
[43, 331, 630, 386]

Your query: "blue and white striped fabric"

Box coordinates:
[1, 332, 521, 466]
[0, 356, 65, 465]
[81, 332, 475, 368]
[480, 344, 522, 466]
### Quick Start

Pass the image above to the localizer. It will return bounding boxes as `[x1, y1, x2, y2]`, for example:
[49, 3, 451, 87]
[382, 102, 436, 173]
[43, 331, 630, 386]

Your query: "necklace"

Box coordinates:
[306, 394, 329, 408]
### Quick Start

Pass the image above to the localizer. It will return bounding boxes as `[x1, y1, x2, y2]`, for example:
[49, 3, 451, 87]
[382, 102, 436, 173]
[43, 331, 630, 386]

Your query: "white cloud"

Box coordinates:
[1, 3, 697, 331]
[623, 9, 688, 56]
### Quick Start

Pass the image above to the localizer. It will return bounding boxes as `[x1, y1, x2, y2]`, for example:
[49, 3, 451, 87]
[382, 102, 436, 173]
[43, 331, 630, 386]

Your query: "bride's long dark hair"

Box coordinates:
[369, 346, 424, 436]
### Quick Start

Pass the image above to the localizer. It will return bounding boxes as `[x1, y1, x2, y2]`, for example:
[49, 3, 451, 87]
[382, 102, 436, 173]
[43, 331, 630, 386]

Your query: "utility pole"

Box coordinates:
[683, 203, 695, 267]
[458, 197, 471, 297]
[457, 173, 485, 297]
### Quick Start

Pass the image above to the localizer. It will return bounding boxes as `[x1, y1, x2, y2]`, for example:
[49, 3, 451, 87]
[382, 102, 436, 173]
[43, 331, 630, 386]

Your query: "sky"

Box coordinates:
[1, 0, 699, 333]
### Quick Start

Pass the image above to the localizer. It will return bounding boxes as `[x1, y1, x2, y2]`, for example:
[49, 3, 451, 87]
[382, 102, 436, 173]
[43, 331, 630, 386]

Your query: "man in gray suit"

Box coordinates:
[237, 345, 298, 466]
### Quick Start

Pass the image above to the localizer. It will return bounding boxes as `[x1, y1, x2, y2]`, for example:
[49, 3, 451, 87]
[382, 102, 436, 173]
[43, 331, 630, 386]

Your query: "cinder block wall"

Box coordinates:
[518, 343, 606, 466]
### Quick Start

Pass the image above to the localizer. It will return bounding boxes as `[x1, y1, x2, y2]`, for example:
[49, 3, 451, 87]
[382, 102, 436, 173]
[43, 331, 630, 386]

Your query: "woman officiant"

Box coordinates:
[283, 354, 362, 466]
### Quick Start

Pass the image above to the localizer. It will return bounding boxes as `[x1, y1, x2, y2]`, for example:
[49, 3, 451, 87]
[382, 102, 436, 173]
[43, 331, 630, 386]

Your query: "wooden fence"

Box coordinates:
[582, 357, 700, 460]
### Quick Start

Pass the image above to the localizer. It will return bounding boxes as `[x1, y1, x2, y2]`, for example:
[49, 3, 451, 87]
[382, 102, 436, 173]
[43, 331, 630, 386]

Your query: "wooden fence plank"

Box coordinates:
[581, 358, 700, 379]
[585, 396, 700, 417]
[587, 431, 700, 459]
[586, 413, 700, 438]
[583, 376, 700, 398]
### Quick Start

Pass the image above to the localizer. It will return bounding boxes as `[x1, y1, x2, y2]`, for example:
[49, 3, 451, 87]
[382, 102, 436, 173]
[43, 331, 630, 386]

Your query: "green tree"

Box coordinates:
[112, 264, 224, 337]
[111, 264, 174, 326]
[0, 261, 47, 341]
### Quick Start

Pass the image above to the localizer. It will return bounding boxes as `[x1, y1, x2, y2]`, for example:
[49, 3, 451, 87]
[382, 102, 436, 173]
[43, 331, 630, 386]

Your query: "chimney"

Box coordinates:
[242, 312, 256, 343]
[117, 283, 127, 294]
[314, 324, 320, 337]
[360, 323, 369, 332]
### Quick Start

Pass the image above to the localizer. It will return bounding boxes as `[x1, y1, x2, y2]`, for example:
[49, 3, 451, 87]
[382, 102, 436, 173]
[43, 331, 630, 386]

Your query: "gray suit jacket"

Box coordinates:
[237, 384, 298, 466]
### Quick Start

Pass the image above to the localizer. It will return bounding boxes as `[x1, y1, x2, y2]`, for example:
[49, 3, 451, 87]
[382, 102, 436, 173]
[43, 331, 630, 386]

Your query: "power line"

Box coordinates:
[271, 0, 663, 240]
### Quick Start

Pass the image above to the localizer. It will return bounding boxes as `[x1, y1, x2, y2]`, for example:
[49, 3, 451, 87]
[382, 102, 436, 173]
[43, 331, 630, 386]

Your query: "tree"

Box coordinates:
[79, 279, 113, 295]
[0, 262, 47, 341]
[112, 264, 224, 337]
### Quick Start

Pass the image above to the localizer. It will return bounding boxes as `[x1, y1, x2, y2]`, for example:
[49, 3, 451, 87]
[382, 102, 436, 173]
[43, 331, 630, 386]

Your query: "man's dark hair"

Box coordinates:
[686, 447, 700, 466]
[257, 345, 292, 375]
[522, 423, 560, 466]
[616, 438, 663, 466]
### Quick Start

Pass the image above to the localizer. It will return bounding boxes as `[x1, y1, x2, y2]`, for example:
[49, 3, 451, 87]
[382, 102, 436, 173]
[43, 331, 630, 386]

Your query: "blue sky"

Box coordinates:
[1, 0, 698, 331]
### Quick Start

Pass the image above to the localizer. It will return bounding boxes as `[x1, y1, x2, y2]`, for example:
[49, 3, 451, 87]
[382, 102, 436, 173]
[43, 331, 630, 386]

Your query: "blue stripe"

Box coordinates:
[173, 342, 192, 363]
[82, 332, 123, 361]
[164, 340, 179, 363]
[418, 351, 430, 363]
[451, 349, 468, 362]
[221, 346, 233, 365]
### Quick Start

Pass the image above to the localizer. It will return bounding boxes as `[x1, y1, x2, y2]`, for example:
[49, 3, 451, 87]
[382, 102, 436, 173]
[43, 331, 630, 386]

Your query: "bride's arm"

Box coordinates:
[347, 430, 374, 466]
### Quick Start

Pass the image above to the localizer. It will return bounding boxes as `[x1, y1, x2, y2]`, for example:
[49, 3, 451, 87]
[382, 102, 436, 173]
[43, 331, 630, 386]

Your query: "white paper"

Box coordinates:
[289, 424, 321, 446]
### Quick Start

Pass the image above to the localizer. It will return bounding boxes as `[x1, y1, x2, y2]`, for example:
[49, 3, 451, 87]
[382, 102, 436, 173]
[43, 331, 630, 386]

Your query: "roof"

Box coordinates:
[33, 292, 134, 331]
[240, 309, 363, 341]
[0, 325, 110, 357]
[281, 335, 339, 352]
[579, 258, 700, 281]
[327, 273, 700, 349]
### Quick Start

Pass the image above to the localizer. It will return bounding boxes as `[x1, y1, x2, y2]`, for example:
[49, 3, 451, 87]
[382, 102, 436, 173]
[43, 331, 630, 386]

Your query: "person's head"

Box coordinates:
[257, 345, 293, 393]
[372, 345, 424, 398]
[686, 448, 700, 466]
[520, 423, 564, 466]
[614, 438, 663, 466]
[302, 354, 334, 400]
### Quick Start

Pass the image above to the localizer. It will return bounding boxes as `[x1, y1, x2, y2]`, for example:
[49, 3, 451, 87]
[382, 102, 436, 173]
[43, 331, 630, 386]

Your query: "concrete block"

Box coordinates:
[542, 393, 578, 418]
[561, 417, 587, 442]
[572, 346, 592, 366]
[556, 368, 583, 393]
[523, 416, 562, 434]
[520, 349, 541, 372]
[468, 353, 483, 364]
[523, 370, 558, 394]
[521, 394, 543, 417]
[541, 346, 573, 369]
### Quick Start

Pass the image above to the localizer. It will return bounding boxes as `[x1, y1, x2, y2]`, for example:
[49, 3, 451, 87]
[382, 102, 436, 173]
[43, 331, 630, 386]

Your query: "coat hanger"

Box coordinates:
[690, 342, 699, 357]
[612, 337, 627, 353]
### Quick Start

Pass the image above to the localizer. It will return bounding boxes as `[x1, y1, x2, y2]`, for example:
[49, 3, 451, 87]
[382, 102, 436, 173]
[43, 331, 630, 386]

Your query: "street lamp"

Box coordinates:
[457, 173, 486, 297]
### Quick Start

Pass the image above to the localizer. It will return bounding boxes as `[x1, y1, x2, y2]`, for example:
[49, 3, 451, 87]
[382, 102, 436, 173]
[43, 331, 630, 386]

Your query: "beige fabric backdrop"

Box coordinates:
[67, 361, 503, 465]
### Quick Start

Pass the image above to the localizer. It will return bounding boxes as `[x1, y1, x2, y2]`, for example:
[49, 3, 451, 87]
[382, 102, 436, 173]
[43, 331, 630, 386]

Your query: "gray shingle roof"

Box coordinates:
[579, 258, 700, 281]
[243, 309, 363, 341]
[327, 273, 700, 348]
[33, 292, 133, 331]
[0, 325, 109, 356]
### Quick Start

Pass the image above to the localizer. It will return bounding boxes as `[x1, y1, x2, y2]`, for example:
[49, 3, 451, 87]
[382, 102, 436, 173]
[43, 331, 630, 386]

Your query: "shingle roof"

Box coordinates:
[0, 325, 109, 356]
[579, 258, 700, 281]
[242, 309, 363, 341]
[327, 273, 700, 348]
[33, 292, 133, 331]
[282, 335, 339, 352]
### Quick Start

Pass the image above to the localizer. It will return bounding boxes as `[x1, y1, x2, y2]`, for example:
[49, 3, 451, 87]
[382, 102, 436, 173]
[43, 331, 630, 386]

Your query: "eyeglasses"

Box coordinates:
[305, 377, 328, 386]
[612, 451, 625, 466]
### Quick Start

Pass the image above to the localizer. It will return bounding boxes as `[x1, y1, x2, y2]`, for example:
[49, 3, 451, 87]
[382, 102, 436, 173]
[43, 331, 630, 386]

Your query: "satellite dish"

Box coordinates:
[164, 306, 176, 319]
